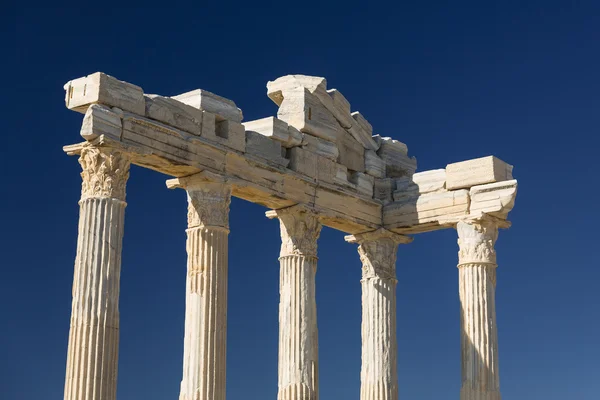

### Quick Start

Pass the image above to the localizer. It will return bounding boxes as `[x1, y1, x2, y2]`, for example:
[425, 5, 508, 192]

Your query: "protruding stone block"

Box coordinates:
[376, 137, 417, 178]
[64, 72, 145, 115]
[351, 111, 373, 137]
[364, 150, 386, 178]
[277, 88, 339, 142]
[144, 95, 203, 135]
[80, 104, 122, 141]
[469, 179, 517, 219]
[172, 89, 243, 123]
[446, 156, 513, 190]
[394, 169, 446, 200]
[327, 89, 351, 116]
[243, 117, 303, 147]
[201, 111, 246, 152]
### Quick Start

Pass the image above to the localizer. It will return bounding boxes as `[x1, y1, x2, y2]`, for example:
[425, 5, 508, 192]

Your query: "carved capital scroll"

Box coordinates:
[267, 206, 322, 258]
[79, 145, 130, 201]
[346, 228, 412, 281]
[186, 183, 232, 229]
[457, 218, 499, 267]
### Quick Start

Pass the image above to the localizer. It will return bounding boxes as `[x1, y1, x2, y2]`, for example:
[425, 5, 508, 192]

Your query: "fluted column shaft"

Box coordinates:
[457, 219, 501, 400]
[268, 206, 322, 400]
[178, 182, 231, 400]
[64, 146, 130, 400]
[346, 229, 411, 400]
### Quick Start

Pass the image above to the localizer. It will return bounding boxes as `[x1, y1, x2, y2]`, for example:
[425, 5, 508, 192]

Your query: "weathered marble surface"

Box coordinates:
[64, 146, 129, 400]
[267, 206, 321, 400]
[65, 72, 518, 235]
[62, 71, 520, 400]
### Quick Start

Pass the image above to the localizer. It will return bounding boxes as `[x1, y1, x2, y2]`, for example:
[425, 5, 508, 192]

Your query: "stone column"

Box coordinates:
[267, 206, 322, 400]
[457, 218, 501, 400]
[171, 178, 232, 400]
[64, 146, 130, 400]
[345, 229, 412, 400]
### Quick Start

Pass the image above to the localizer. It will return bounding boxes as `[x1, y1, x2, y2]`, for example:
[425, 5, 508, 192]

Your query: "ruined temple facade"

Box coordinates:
[62, 73, 517, 400]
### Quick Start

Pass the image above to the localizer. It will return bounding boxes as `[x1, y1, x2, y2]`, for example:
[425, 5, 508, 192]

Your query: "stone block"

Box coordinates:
[302, 134, 339, 161]
[287, 147, 317, 179]
[384, 190, 470, 228]
[243, 117, 302, 147]
[364, 149, 386, 178]
[350, 172, 374, 197]
[337, 130, 365, 172]
[351, 111, 373, 137]
[469, 179, 517, 219]
[202, 111, 246, 152]
[80, 104, 122, 141]
[327, 89, 351, 116]
[334, 163, 352, 188]
[376, 137, 417, 178]
[277, 88, 339, 142]
[317, 156, 337, 184]
[245, 131, 289, 167]
[172, 89, 243, 123]
[374, 178, 395, 204]
[64, 72, 145, 115]
[446, 156, 513, 190]
[412, 169, 446, 193]
[144, 95, 203, 135]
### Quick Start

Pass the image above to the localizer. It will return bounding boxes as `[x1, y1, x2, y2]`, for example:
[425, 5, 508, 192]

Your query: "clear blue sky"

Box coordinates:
[3, 1, 599, 399]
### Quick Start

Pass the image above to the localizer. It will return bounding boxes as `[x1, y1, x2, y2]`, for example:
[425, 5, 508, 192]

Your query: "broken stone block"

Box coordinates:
[446, 156, 513, 190]
[469, 179, 517, 219]
[243, 117, 302, 147]
[327, 89, 351, 117]
[364, 150, 386, 178]
[144, 95, 203, 135]
[376, 137, 417, 178]
[80, 104, 122, 141]
[351, 111, 373, 137]
[245, 131, 289, 167]
[64, 72, 145, 115]
[172, 89, 243, 123]
[277, 88, 339, 142]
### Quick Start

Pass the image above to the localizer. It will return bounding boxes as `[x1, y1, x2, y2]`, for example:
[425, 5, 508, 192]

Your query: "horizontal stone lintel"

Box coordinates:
[64, 73, 517, 234]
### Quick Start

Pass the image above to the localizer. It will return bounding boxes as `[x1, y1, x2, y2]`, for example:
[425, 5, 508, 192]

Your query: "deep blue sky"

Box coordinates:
[3, 1, 599, 399]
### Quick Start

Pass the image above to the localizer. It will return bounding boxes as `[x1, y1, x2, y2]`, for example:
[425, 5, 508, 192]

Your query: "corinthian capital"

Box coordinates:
[267, 205, 321, 258]
[79, 146, 130, 201]
[457, 218, 499, 266]
[187, 184, 231, 229]
[346, 229, 411, 280]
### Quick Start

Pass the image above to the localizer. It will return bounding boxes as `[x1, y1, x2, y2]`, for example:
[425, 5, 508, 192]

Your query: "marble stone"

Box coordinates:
[64, 145, 130, 400]
[172, 88, 243, 123]
[446, 156, 513, 190]
[457, 218, 501, 400]
[267, 206, 322, 400]
[346, 229, 412, 400]
[65, 72, 145, 115]
[243, 117, 303, 147]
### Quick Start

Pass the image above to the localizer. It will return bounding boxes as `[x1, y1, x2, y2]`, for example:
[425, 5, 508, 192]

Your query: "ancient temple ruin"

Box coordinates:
[61, 72, 517, 400]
